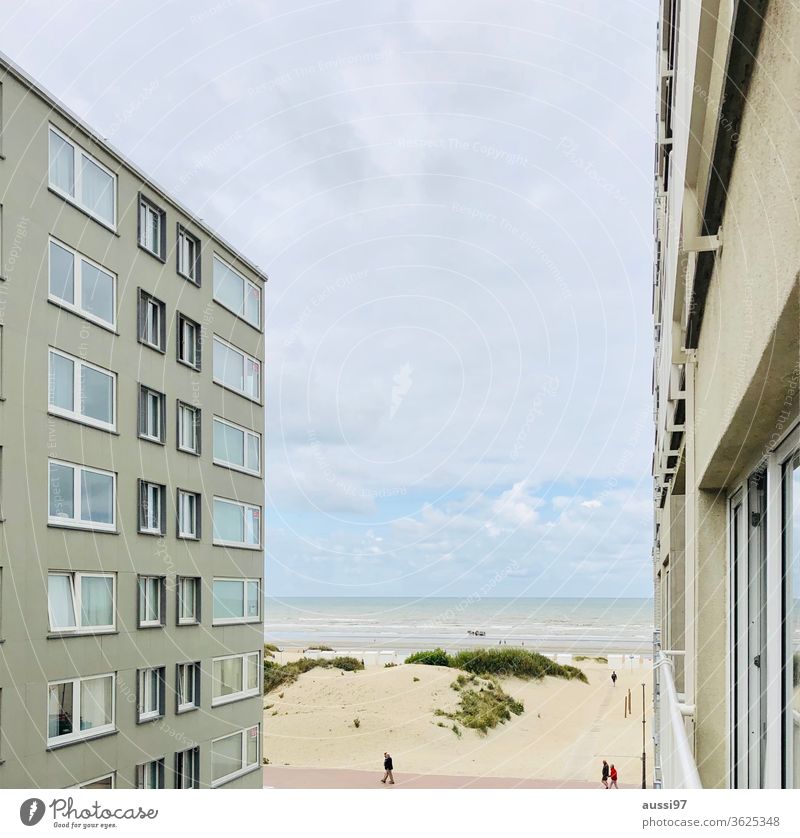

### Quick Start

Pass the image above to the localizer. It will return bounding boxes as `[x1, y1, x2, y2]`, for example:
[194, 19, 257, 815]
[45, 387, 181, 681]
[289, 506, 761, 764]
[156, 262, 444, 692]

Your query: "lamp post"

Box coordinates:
[641, 682, 647, 788]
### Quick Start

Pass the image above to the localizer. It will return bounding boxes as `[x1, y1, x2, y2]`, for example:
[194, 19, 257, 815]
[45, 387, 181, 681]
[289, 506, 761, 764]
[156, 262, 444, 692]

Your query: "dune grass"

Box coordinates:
[436, 673, 524, 735]
[264, 656, 364, 693]
[406, 647, 588, 684]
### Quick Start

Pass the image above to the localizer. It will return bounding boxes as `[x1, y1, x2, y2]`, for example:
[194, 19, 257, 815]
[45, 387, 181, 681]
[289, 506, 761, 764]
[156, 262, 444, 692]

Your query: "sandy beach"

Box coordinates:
[263, 656, 653, 788]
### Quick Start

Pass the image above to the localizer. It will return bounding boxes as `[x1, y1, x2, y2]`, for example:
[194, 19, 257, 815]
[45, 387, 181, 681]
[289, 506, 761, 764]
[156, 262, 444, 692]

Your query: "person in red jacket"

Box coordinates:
[609, 764, 619, 789]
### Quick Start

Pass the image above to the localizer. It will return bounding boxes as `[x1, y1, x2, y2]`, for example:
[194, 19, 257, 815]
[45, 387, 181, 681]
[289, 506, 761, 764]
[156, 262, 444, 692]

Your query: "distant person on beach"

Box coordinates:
[609, 764, 618, 789]
[611, 670, 617, 687]
[381, 752, 395, 785]
[601, 760, 610, 789]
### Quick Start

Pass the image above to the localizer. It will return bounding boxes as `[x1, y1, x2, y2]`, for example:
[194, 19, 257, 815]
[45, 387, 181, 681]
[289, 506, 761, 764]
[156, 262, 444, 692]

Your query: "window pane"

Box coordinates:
[81, 576, 113, 627]
[80, 470, 113, 525]
[213, 498, 244, 543]
[247, 654, 259, 690]
[81, 261, 114, 324]
[245, 283, 261, 327]
[48, 574, 76, 629]
[247, 433, 260, 471]
[180, 406, 196, 450]
[246, 580, 259, 618]
[49, 241, 75, 304]
[49, 352, 74, 412]
[80, 676, 112, 731]
[214, 420, 244, 466]
[49, 131, 74, 195]
[245, 358, 260, 399]
[82, 776, 113, 790]
[246, 727, 259, 766]
[81, 156, 114, 224]
[179, 578, 195, 620]
[81, 366, 113, 424]
[214, 657, 243, 699]
[245, 507, 260, 546]
[213, 580, 244, 620]
[212, 733, 242, 782]
[146, 577, 160, 622]
[214, 340, 244, 392]
[49, 462, 75, 520]
[48, 681, 73, 739]
[213, 259, 244, 314]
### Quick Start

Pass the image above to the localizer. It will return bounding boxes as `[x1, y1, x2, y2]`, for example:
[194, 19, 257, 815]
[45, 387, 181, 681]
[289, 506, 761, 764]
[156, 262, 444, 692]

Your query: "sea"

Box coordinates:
[265, 596, 655, 655]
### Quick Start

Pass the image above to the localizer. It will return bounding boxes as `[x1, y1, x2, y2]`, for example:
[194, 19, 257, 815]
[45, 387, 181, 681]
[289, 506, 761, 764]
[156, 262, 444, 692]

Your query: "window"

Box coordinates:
[138, 196, 166, 259]
[137, 290, 166, 352]
[211, 652, 260, 706]
[174, 747, 199, 789]
[176, 662, 200, 713]
[138, 480, 166, 535]
[211, 725, 260, 787]
[136, 759, 165, 789]
[48, 460, 115, 531]
[138, 385, 166, 443]
[177, 576, 200, 625]
[212, 497, 261, 548]
[177, 313, 201, 369]
[47, 572, 115, 633]
[138, 575, 165, 628]
[177, 402, 201, 455]
[48, 125, 116, 228]
[213, 255, 261, 329]
[212, 578, 261, 624]
[48, 348, 116, 431]
[48, 238, 116, 329]
[177, 489, 200, 539]
[137, 667, 165, 723]
[212, 336, 261, 401]
[177, 225, 201, 284]
[47, 673, 115, 747]
[213, 417, 260, 475]
[78, 773, 115, 789]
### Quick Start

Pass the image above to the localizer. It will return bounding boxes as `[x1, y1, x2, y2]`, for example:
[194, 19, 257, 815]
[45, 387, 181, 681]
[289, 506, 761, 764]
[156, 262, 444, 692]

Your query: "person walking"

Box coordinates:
[611, 670, 617, 687]
[601, 759, 610, 789]
[609, 764, 618, 789]
[381, 752, 395, 784]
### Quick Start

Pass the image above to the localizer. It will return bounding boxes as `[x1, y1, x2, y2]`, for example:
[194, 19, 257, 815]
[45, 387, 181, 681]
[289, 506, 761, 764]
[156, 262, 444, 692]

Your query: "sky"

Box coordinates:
[2, 0, 658, 598]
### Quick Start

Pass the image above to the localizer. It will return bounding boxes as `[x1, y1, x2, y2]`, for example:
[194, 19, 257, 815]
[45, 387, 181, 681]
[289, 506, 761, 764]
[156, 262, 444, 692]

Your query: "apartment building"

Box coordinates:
[0, 53, 265, 788]
[652, 0, 799, 788]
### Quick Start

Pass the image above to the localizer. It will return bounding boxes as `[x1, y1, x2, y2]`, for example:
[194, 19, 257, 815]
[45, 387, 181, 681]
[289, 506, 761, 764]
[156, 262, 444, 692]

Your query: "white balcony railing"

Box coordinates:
[653, 651, 702, 789]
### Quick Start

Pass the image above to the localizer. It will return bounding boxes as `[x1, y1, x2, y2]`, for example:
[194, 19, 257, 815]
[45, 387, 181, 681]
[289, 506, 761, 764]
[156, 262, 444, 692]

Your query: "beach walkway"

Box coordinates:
[264, 766, 597, 789]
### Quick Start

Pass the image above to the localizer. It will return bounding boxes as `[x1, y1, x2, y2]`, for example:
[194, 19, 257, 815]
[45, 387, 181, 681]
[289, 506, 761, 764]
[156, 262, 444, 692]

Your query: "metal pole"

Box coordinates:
[641, 682, 647, 788]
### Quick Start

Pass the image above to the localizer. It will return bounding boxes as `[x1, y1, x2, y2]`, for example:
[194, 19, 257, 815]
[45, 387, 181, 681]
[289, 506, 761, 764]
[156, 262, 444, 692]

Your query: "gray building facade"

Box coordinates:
[0, 53, 265, 789]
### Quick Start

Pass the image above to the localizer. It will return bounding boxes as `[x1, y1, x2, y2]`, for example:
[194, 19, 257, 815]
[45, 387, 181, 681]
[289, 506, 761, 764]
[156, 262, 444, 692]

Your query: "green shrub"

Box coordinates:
[264, 643, 280, 657]
[448, 648, 588, 684]
[405, 648, 450, 667]
[353, 718, 361, 729]
[263, 656, 365, 693]
[305, 644, 333, 651]
[438, 681, 524, 735]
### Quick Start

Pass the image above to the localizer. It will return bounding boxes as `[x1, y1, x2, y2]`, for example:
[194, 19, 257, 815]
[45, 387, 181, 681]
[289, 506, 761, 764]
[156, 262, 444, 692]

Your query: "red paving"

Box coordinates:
[264, 766, 598, 789]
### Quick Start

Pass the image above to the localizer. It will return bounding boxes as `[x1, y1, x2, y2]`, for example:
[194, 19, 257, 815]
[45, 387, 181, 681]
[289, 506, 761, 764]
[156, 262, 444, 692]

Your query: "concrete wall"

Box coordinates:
[0, 65, 265, 788]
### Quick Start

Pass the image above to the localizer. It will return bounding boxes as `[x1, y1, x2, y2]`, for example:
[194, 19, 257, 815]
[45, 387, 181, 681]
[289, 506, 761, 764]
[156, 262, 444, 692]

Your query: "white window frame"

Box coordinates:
[136, 758, 165, 789]
[177, 576, 200, 625]
[213, 254, 261, 329]
[46, 673, 116, 747]
[212, 496, 261, 549]
[138, 290, 166, 352]
[48, 125, 117, 230]
[138, 195, 165, 259]
[47, 571, 116, 634]
[212, 577, 261, 625]
[177, 313, 201, 370]
[177, 489, 200, 540]
[138, 480, 166, 535]
[210, 725, 261, 788]
[48, 347, 117, 432]
[212, 335, 261, 402]
[177, 225, 201, 284]
[74, 772, 116, 790]
[137, 667, 165, 723]
[48, 459, 116, 532]
[48, 236, 117, 330]
[177, 402, 201, 455]
[139, 385, 166, 443]
[211, 651, 261, 707]
[174, 746, 200, 789]
[176, 661, 200, 713]
[212, 415, 261, 475]
[138, 575, 165, 628]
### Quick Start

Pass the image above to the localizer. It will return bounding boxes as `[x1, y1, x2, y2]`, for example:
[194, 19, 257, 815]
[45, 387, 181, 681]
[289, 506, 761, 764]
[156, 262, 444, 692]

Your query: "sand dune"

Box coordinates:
[263, 660, 653, 786]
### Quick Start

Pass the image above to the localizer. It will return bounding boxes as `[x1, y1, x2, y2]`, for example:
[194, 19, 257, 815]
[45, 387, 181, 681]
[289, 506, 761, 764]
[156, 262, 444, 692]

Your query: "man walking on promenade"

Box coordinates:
[601, 759, 610, 788]
[381, 752, 395, 784]
[611, 670, 617, 687]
